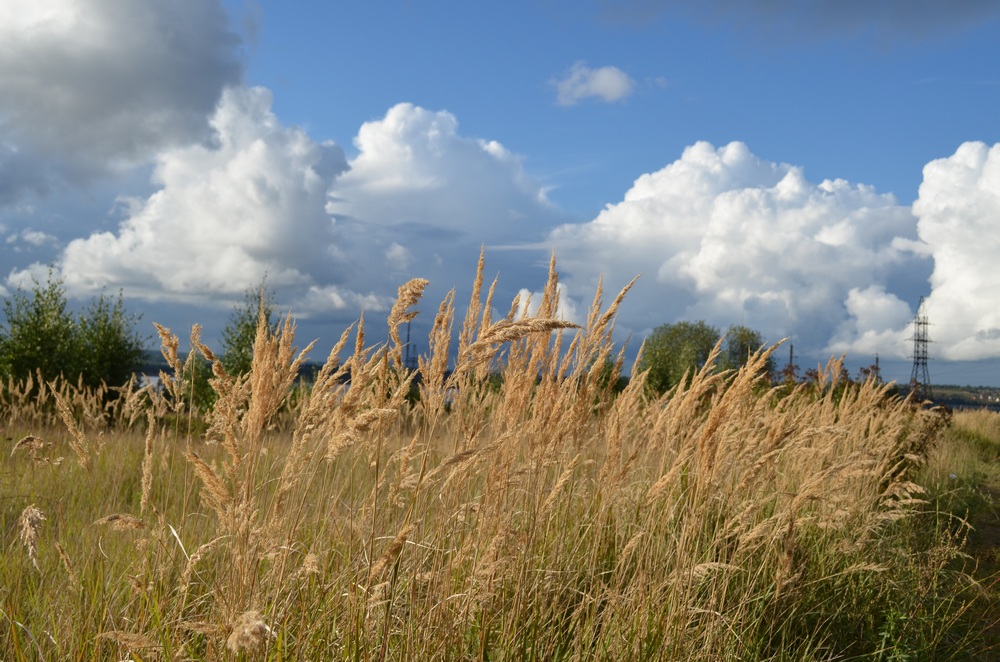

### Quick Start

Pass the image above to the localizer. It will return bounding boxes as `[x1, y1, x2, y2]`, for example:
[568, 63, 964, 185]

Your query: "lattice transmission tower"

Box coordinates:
[909, 296, 932, 401]
[403, 321, 419, 371]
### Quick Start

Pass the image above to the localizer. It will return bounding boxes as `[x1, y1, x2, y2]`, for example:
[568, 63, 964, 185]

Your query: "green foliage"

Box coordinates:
[720, 324, 773, 379]
[0, 268, 76, 383]
[181, 354, 217, 414]
[76, 291, 147, 390]
[0, 269, 145, 389]
[639, 320, 720, 395]
[220, 280, 276, 378]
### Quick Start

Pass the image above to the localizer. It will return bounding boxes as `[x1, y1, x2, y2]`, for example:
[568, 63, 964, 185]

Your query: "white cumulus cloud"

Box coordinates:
[16, 95, 564, 341]
[553, 62, 636, 106]
[550, 141, 929, 360]
[53, 86, 348, 303]
[325, 103, 568, 313]
[329, 103, 560, 236]
[911, 142, 1000, 360]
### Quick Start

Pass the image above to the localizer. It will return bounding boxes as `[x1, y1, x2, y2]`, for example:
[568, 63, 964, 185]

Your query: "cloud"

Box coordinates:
[385, 242, 414, 272]
[598, 0, 1000, 38]
[52, 86, 348, 303]
[6, 228, 57, 248]
[910, 142, 1000, 360]
[552, 62, 636, 106]
[827, 285, 913, 356]
[0, 0, 242, 199]
[325, 103, 568, 310]
[17, 94, 563, 344]
[329, 103, 561, 236]
[515, 283, 583, 325]
[549, 141, 929, 360]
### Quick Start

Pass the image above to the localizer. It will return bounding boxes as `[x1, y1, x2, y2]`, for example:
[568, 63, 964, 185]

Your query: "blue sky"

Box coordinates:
[238, 1, 1000, 208]
[2, 1, 1000, 385]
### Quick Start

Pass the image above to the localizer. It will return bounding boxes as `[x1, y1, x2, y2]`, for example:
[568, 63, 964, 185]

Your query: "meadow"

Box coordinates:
[1, 255, 997, 660]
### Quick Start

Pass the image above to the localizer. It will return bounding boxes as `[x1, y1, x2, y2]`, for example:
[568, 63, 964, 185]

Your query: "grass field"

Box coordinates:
[2, 257, 998, 660]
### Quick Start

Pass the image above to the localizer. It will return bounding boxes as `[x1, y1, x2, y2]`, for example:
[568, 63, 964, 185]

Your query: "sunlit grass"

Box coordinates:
[0, 253, 995, 660]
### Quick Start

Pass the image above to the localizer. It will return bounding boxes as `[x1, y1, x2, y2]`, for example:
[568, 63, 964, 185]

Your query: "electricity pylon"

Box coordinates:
[909, 296, 932, 401]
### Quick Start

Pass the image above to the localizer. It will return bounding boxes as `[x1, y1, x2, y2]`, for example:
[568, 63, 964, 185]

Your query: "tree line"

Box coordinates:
[0, 271, 273, 397]
[1, 271, 874, 402]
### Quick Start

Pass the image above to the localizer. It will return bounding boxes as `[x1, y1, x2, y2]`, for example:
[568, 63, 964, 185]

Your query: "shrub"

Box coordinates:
[0, 269, 145, 389]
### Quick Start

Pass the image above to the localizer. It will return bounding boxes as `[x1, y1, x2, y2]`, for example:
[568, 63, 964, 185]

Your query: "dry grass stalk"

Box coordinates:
[97, 630, 162, 651]
[388, 277, 429, 370]
[460, 245, 487, 351]
[51, 385, 91, 470]
[19, 504, 45, 571]
[140, 409, 155, 516]
[457, 318, 578, 375]
[242, 313, 315, 450]
[93, 513, 145, 530]
[184, 449, 232, 521]
[11, 434, 46, 456]
[370, 523, 415, 580]
[274, 326, 355, 514]
[294, 551, 321, 579]
[180, 535, 227, 595]
[419, 290, 456, 421]
[152, 322, 189, 414]
[154, 322, 182, 376]
[54, 541, 80, 590]
[97, 631, 161, 650]
[541, 454, 581, 515]
[9, 434, 60, 465]
[180, 620, 223, 635]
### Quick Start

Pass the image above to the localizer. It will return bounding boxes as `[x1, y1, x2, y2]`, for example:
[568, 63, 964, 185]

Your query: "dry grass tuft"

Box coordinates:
[55, 541, 80, 590]
[11, 434, 46, 456]
[93, 513, 145, 531]
[226, 610, 272, 653]
[18, 504, 45, 571]
[97, 631, 161, 650]
[51, 385, 91, 470]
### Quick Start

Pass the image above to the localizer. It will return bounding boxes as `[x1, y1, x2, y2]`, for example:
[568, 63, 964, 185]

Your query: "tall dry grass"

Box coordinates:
[0, 252, 989, 660]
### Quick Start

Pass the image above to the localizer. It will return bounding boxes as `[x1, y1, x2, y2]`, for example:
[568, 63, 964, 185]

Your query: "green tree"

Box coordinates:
[0, 270, 146, 389]
[182, 352, 218, 414]
[77, 291, 146, 389]
[720, 324, 774, 380]
[639, 320, 720, 395]
[0, 269, 79, 383]
[220, 280, 276, 378]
